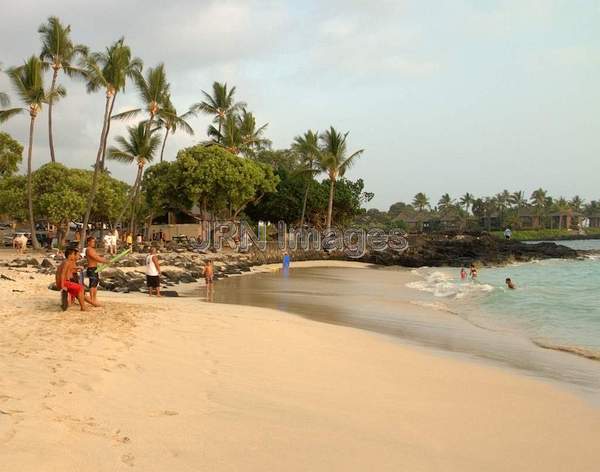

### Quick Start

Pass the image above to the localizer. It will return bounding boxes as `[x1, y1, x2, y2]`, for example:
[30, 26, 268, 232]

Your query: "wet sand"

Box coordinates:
[1, 259, 600, 471]
[204, 265, 600, 399]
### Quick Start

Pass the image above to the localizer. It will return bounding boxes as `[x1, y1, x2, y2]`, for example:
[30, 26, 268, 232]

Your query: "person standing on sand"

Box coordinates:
[282, 252, 291, 269]
[126, 233, 133, 250]
[203, 261, 214, 285]
[13, 234, 25, 255]
[56, 248, 97, 311]
[85, 236, 107, 307]
[145, 247, 161, 297]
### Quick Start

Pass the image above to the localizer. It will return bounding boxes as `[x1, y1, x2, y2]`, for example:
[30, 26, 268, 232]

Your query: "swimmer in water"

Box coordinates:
[470, 263, 478, 279]
[505, 278, 516, 289]
[460, 267, 467, 280]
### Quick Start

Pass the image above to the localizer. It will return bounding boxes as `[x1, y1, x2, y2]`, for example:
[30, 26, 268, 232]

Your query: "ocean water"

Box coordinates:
[409, 240, 600, 360]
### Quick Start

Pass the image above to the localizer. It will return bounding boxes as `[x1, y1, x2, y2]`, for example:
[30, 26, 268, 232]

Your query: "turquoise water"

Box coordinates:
[411, 241, 600, 359]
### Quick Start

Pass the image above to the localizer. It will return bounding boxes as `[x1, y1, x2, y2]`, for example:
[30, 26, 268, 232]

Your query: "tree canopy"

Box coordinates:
[0, 132, 23, 177]
[143, 145, 279, 220]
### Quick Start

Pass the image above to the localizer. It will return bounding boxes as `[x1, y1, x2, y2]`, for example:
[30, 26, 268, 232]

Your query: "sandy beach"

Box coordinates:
[1, 258, 600, 471]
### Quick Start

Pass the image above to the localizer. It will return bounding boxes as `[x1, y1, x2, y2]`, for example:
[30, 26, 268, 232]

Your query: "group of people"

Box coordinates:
[55, 237, 219, 310]
[460, 263, 516, 289]
[55, 236, 107, 311]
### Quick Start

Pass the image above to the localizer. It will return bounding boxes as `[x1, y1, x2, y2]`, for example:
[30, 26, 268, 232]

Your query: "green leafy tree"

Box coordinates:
[0, 131, 23, 177]
[38, 16, 88, 163]
[155, 145, 279, 220]
[319, 127, 364, 229]
[32, 163, 86, 236]
[0, 56, 64, 248]
[81, 38, 142, 243]
[0, 175, 27, 221]
[191, 82, 245, 143]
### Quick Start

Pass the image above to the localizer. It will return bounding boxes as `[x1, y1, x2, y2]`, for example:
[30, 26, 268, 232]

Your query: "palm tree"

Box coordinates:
[191, 81, 245, 144]
[112, 63, 170, 135]
[570, 195, 584, 213]
[554, 197, 571, 229]
[291, 130, 320, 227]
[156, 95, 194, 162]
[0, 56, 63, 249]
[459, 192, 474, 215]
[531, 188, 548, 228]
[38, 16, 88, 163]
[437, 193, 453, 213]
[412, 193, 430, 212]
[108, 122, 161, 231]
[207, 110, 270, 156]
[80, 38, 142, 243]
[319, 127, 364, 230]
[510, 190, 527, 210]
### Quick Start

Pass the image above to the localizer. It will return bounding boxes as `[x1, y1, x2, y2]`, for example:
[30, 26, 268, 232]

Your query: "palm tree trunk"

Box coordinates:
[217, 117, 222, 145]
[48, 67, 58, 163]
[117, 165, 143, 226]
[80, 92, 112, 247]
[300, 180, 310, 228]
[144, 111, 155, 136]
[100, 91, 117, 171]
[27, 115, 39, 249]
[326, 178, 335, 230]
[160, 128, 169, 162]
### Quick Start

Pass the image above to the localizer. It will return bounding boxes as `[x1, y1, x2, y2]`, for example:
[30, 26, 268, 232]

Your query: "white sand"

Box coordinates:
[1, 259, 600, 471]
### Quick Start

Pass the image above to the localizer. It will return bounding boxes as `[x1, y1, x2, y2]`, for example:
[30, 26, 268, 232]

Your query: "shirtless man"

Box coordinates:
[85, 236, 107, 306]
[56, 248, 96, 311]
[505, 278, 516, 289]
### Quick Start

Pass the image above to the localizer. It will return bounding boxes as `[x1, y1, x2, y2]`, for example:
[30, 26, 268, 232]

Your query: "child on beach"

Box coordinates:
[203, 261, 214, 285]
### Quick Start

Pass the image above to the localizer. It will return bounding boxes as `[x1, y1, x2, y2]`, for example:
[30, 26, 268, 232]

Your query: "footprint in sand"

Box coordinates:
[121, 453, 135, 467]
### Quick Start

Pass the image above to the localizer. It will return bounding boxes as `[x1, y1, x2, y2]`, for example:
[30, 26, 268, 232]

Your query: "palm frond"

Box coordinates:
[112, 108, 142, 120]
[0, 107, 24, 123]
[0, 92, 10, 107]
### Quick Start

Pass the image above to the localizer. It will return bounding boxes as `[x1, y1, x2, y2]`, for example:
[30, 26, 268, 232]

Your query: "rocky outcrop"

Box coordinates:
[361, 233, 579, 267]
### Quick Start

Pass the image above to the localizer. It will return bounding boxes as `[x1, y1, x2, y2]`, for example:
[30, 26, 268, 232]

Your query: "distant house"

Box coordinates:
[587, 213, 600, 228]
[517, 208, 542, 229]
[548, 210, 582, 230]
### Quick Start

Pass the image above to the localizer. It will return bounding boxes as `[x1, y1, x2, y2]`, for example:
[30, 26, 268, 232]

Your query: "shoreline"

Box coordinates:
[1, 263, 600, 470]
[203, 261, 600, 400]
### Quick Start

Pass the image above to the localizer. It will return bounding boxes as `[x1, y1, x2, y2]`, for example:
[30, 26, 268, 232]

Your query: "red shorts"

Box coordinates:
[64, 281, 83, 299]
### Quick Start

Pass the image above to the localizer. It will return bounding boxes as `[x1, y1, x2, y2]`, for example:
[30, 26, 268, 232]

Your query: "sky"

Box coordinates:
[1, 0, 599, 210]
